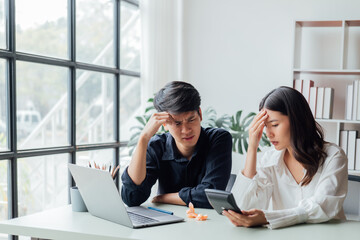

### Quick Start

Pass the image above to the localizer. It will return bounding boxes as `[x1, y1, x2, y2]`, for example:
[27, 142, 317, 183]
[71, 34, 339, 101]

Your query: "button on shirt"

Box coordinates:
[121, 127, 232, 208]
[232, 143, 348, 229]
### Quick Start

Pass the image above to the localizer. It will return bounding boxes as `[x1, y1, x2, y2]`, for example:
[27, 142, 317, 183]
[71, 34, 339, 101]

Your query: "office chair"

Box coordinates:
[343, 175, 360, 221]
[225, 174, 237, 192]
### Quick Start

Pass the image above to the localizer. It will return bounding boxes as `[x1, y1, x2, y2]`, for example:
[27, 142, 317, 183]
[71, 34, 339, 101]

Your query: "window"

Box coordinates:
[76, 0, 115, 66]
[17, 154, 68, 217]
[16, 0, 68, 59]
[0, 0, 141, 231]
[76, 70, 115, 144]
[16, 62, 68, 149]
[120, 75, 140, 141]
[0, 160, 8, 240]
[0, 59, 7, 151]
[121, 1, 140, 72]
[76, 149, 114, 167]
[119, 1, 141, 170]
[0, 0, 5, 49]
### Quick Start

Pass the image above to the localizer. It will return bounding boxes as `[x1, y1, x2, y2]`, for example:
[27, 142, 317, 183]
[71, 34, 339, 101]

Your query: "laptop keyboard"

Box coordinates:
[128, 212, 159, 225]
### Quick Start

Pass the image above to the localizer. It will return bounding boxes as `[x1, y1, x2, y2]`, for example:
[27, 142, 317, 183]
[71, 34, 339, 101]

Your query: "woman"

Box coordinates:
[224, 86, 348, 229]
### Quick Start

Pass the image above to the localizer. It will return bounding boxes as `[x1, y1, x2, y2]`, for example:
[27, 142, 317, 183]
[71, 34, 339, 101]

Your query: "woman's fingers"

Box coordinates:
[227, 210, 244, 219]
[223, 211, 242, 226]
[249, 111, 264, 129]
[252, 109, 267, 123]
[250, 113, 268, 133]
[248, 111, 268, 148]
[224, 209, 268, 227]
[241, 209, 257, 216]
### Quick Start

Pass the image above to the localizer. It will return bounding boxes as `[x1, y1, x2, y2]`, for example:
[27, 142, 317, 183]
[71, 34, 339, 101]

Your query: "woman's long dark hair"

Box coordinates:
[259, 86, 327, 186]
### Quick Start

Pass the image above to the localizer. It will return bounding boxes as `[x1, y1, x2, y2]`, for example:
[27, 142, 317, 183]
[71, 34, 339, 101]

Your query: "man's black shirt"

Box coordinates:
[121, 127, 232, 208]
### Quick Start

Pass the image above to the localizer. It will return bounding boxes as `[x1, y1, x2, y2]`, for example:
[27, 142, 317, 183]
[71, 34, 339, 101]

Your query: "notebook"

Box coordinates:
[68, 163, 184, 228]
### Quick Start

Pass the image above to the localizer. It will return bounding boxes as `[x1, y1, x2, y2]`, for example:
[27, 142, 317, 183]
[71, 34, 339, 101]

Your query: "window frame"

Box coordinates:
[0, 0, 140, 232]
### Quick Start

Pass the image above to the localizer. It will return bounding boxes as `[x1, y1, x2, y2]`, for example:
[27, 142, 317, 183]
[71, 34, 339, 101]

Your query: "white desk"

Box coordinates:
[0, 204, 359, 240]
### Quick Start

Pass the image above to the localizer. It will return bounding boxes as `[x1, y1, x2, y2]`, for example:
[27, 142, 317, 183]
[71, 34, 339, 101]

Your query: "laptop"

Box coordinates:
[68, 163, 184, 228]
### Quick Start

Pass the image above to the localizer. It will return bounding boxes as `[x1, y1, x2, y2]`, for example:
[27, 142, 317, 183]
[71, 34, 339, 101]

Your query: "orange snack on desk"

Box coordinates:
[186, 202, 208, 221]
[196, 214, 208, 221]
[187, 213, 198, 218]
[186, 202, 197, 218]
[186, 202, 195, 214]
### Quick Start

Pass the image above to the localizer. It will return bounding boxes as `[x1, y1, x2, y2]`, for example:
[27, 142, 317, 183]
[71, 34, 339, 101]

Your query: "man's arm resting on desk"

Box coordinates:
[152, 193, 186, 206]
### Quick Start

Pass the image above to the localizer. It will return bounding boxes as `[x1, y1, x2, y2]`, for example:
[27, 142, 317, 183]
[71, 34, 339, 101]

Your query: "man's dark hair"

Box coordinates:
[153, 81, 201, 114]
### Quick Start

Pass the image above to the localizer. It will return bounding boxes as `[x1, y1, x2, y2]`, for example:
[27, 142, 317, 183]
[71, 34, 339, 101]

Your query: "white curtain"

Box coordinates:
[140, 0, 183, 104]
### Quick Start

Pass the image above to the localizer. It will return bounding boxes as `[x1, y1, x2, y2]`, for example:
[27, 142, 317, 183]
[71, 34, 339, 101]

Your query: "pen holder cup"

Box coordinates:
[70, 186, 88, 212]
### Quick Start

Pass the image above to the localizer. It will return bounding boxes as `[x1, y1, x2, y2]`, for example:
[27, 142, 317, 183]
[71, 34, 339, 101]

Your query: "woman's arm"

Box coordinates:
[231, 110, 273, 210]
[243, 110, 268, 178]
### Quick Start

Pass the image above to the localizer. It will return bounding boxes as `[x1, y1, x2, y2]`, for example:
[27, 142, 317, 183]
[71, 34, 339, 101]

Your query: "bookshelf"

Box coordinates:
[292, 20, 360, 177]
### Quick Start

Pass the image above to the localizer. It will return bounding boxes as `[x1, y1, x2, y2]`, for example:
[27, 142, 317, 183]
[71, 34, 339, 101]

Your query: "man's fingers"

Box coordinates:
[152, 114, 170, 121]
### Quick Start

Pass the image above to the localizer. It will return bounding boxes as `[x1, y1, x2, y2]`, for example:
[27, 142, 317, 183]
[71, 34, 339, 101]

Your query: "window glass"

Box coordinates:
[0, 59, 7, 151]
[76, 70, 115, 144]
[17, 154, 68, 217]
[120, 1, 141, 72]
[0, 160, 8, 240]
[16, 0, 68, 59]
[0, 0, 5, 49]
[16, 61, 68, 149]
[119, 146, 131, 176]
[120, 75, 141, 141]
[0, 160, 8, 219]
[76, 0, 115, 66]
[76, 149, 114, 169]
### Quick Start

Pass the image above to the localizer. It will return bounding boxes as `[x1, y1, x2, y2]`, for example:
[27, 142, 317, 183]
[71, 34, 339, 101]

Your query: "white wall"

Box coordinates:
[182, 0, 360, 116]
[179, 0, 360, 173]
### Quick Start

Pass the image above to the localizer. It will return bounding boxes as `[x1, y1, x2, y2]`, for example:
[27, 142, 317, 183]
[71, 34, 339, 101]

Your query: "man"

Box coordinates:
[121, 81, 232, 208]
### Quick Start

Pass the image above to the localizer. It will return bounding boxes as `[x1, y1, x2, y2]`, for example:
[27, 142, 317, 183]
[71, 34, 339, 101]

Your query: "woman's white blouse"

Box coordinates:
[231, 143, 348, 229]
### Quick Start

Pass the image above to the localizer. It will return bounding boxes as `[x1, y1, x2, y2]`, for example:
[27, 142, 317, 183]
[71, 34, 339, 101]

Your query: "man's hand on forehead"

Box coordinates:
[167, 112, 176, 123]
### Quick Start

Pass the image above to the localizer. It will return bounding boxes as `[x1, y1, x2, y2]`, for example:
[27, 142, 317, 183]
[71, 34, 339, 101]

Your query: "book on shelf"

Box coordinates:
[293, 79, 303, 93]
[309, 87, 317, 117]
[322, 88, 334, 119]
[352, 80, 359, 121]
[315, 87, 324, 119]
[302, 80, 314, 103]
[347, 131, 357, 170]
[340, 130, 348, 155]
[346, 84, 354, 120]
[355, 139, 360, 171]
[344, 80, 360, 121]
[355, 80, 360, 121]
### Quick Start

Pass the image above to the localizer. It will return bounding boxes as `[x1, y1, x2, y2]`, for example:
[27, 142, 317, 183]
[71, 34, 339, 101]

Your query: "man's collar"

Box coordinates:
[161, 128, 205, 162]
